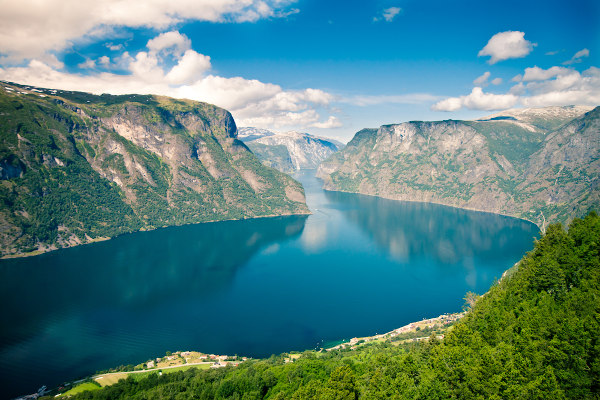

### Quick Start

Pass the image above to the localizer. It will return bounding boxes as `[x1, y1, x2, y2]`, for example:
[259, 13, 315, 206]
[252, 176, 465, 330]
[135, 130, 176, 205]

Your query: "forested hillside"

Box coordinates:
[317, 106, 599, 228]
[63, 212, 600, 399]
[0, 82, 309, 257]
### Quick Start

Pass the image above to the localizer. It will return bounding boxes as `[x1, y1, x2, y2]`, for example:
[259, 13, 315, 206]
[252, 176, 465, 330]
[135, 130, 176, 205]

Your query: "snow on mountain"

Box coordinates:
[238, 127, 343, 172]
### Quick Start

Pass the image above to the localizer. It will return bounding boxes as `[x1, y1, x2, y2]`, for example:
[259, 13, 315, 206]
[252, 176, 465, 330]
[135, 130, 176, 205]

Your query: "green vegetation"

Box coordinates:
[0, 83, 308, 256]
[465, 120, 545, 166]
[318, 108, 600, 228]
[246, 142, 295, 173]
[54, 212, 600, 399]
[59, 382, 101, 396]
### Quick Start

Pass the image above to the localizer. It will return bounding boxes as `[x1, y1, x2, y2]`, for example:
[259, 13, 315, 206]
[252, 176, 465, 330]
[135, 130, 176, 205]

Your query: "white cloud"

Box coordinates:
[520, 67, 600, 106]
[98, 56, 111, 66]
[165, 50, 211, 84]
[0, 30, 339, 131]
[374, 6, 402, 22]
[433, 65, 600, 112]
[431, 87, 518, 111]
[311, 116, 342, 129]
[77, 59, 96, 69]
[522, 66, 571, 81]
[147, 31, 192, 56]
[473, 71, 491, 86]
[491, 77, 502, 85]
[431, 97, 463, 112]
[0, 0, 298, 62]
[478, 31, 536, 64]
[563, 48, 590, 65]
[383, 7, 402, 22]
[108, 43, 124, 51]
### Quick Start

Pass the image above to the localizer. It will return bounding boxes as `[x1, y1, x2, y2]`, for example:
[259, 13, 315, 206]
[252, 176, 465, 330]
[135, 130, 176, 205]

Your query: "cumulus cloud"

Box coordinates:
[374, 6, 402, 22]
[563, 48, 590, 65]
[520, 67, 600, 106]
[478, 31, 536, 64]
[77, 59, 96, 69]
[0, 0, 298, 62]
[521, 66, 571, 81]
[433, 65, 600, 112]
[431, 87, 518, 111]
[0, 30, 339, 130]
[147, 31, 192, 56]
[491, 77, 502, 85]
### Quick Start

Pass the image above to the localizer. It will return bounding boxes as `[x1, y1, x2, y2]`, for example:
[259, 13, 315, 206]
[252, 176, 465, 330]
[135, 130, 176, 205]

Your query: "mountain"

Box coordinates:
[0, 82, 309, 257]
[236, 127, 276, 142]
[238, 127, 344, 173]
[317, 106, 599, 228]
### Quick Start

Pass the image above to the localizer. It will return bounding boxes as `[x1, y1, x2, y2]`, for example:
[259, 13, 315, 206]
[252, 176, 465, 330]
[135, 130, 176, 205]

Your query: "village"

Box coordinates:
[326, 312, 464, 351]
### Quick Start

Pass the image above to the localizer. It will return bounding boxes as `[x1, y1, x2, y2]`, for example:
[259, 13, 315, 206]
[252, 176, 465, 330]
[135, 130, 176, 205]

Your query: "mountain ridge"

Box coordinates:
[317, 105, 599, 228]
[0, 82, 309, 257]
[239, 127, 343, 173]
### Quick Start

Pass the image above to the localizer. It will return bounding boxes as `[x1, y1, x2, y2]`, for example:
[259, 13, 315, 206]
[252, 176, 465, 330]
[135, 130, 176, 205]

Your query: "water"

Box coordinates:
[0, 170, 539, 397]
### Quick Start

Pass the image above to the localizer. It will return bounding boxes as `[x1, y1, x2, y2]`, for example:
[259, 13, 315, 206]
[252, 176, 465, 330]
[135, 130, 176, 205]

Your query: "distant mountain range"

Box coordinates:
[238, 127, 344, 173]
[317, 105, 599, 228]
[0, 82, 309, 257]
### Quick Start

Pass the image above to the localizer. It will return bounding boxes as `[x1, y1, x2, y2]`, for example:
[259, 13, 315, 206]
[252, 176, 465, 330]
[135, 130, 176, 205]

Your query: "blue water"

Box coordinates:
[0, 170, 539, 397]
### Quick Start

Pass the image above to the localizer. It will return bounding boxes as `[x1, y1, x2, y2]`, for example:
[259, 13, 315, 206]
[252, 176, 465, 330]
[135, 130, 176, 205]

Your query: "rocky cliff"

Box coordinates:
[239, 128, 343, 173]
[317, 106, 598, 228]
[0, 82, 309, 257]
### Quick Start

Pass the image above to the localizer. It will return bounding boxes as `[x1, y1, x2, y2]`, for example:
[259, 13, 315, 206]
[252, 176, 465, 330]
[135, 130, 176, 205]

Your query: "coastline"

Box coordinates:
[38, 313, 464, 398]
[325, 312, 465, 351]
[320, 186, 542, 230]
[0, 210, 311, 260]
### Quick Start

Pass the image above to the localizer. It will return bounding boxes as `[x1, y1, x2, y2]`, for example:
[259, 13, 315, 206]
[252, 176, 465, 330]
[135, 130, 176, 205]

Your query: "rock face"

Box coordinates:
[238, 127, 343, 173]
[317, 106, 599, 228]
[0, 82, 309, 257]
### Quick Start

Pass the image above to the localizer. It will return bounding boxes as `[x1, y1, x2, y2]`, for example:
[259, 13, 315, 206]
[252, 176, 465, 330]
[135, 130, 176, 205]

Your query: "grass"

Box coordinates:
[94, 364, 212, 387]
[59, 382, 101, 396]
[94, 373, 129, 387]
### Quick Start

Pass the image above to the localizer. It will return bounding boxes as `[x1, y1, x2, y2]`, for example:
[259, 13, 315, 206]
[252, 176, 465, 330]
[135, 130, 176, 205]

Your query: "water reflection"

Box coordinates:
[0, 215, 306, 397]
[323, 190, 539, 265]
[0, 172, 540, 398]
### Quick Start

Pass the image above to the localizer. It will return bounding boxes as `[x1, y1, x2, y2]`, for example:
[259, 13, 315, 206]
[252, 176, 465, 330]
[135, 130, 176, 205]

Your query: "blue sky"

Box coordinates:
[0, 0, 598, 141]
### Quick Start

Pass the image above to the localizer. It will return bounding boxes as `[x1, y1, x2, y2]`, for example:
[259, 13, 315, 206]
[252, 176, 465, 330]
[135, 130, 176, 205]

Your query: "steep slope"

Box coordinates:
[318, 106, 599, 228]
[0, 82, 309, 257]
[239, 127, 343, 173]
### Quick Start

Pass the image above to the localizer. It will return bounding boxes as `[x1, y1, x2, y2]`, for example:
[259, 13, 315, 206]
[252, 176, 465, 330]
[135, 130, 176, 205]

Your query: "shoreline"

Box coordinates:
[1, 210, 311, 260]
[325, 312, 465, 351]
[45, 312, 465, 398]
[320, 186, 542, 230]
[42, 311, 467, 397]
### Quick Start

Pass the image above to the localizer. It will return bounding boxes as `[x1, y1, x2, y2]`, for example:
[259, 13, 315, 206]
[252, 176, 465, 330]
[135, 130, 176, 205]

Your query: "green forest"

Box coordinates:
[0, 84, 308, 256]
[58, 212, 600, 399]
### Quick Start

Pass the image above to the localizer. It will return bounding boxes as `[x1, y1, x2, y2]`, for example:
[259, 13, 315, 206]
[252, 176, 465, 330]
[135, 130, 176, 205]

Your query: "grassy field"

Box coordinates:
[94, 373, 129, 387]
[94, 364, 212, 387]
[59, 382, 101, 396]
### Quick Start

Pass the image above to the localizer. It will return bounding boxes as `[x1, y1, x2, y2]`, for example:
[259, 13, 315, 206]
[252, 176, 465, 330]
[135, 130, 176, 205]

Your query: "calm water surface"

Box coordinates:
[0, 171, 539, 397]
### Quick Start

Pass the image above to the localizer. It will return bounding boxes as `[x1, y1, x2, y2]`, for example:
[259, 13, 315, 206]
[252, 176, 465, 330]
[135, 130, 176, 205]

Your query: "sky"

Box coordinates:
[0, 0, 598, 142]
